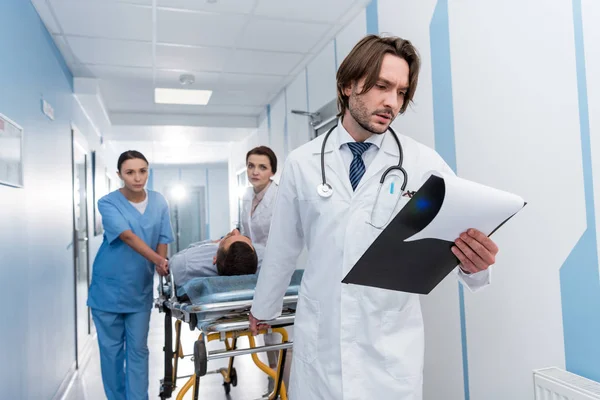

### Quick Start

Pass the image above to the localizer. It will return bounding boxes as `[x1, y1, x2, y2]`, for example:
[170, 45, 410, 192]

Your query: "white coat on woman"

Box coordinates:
[240, 180, 278, 249]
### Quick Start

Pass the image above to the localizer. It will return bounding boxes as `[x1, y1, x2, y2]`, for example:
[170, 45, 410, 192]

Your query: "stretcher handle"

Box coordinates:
[158, 271, 173, 299]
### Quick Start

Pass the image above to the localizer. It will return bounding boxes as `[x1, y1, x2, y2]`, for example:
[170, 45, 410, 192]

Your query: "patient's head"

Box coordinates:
[214, 229, 258, 276]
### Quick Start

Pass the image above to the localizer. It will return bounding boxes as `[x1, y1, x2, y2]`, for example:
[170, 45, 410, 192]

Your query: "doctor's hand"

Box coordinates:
[452, 229, 498, 274]
[155, 258, 169, 277]
[249, 312, 270, 336]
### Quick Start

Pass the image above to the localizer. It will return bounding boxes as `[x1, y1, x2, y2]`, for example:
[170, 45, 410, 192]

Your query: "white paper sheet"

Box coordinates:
[404, 171, 525, 242]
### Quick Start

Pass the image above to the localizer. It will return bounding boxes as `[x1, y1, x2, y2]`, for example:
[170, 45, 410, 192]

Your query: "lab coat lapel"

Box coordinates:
[357, 131, 399, 191]
[251, 181, 274, 221]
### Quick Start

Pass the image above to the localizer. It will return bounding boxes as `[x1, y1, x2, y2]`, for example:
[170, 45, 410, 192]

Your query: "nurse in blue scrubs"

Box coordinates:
[87, 150, 174, 400]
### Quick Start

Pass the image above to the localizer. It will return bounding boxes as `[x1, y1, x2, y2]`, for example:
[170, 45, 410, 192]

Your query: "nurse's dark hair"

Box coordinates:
[246, 146, 277, 174]
[336, 34, 421, 117]
[117, 150, 149, 172]
[215, 242, 258, 276]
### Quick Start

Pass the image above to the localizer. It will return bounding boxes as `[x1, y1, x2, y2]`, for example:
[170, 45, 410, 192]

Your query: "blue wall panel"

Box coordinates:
[430, 1, 470, 399]
[366, 0, 379, 35]
[0, 0, 77, 398]
[559, 0, 600, 383]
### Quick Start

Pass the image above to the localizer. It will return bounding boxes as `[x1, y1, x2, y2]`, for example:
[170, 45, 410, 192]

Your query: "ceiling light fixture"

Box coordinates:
[155, 88, 212, 105]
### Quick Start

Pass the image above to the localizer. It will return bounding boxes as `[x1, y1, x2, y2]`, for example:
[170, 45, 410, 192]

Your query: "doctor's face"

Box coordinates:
[118, 158, 148, 193]
[246, 154, 273, 191]
[344, 53, 410, 135]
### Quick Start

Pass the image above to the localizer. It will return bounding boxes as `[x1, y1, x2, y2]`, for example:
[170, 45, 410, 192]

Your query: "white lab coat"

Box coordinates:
[240, 181, 278, 247]
[251, 126, 491, 400]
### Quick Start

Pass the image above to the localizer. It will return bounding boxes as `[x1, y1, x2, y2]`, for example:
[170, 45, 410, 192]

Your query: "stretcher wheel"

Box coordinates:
[193, 340, 207, 377]
[230, 367, 238, 387]
[222, 367, 237, 395]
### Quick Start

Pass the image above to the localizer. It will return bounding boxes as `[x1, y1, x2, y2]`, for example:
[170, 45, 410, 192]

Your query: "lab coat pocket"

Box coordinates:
[294, 294, 320, 364]
[370, 186, 408, 229]
[381, 309, 424, 381]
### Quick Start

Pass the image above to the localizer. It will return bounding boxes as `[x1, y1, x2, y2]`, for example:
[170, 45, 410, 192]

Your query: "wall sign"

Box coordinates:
[0, 113, 24, 188]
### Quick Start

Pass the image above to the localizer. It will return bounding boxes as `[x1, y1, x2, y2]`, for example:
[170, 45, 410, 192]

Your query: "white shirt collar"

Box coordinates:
[337, 118, 385, 149]
[253, 180, 271, 201]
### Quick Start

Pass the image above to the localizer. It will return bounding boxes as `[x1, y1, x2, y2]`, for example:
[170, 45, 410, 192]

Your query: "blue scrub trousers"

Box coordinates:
[91, 309, 152, 400]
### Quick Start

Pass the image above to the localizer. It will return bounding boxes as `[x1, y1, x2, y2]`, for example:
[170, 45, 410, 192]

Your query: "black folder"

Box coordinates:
[341, 175, 524, 294]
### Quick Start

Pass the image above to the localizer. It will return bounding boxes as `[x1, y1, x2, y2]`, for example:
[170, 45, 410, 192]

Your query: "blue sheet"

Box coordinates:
[180, 269, 304, 306]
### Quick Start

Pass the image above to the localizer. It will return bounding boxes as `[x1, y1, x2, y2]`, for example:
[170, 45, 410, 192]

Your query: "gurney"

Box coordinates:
[154, 269, 304, 400]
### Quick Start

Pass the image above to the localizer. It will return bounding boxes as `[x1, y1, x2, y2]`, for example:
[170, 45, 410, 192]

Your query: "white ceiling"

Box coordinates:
[107, 139, 232, 166]
[31, 0, 368, 163]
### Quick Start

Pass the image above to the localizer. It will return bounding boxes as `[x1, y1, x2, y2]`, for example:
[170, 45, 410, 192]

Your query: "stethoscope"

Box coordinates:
[316, 124, 407, 198]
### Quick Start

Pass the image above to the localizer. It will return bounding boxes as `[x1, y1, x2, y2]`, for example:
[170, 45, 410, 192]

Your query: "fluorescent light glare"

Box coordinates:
[155, 88, 212, 105]
[171, 184, 187, 200]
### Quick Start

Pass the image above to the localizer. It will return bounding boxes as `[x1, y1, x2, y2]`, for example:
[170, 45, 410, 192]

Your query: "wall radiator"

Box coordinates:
[534, 367, 600, 399]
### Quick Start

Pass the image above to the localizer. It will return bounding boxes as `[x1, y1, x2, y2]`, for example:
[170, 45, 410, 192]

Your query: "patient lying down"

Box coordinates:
[169, 228, 263, 287]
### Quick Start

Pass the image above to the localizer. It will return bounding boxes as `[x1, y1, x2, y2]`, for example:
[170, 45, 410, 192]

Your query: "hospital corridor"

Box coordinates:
[2, 0, 600, 399]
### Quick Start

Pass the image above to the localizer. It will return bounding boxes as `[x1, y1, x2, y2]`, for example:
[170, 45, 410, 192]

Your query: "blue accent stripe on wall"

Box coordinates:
[205, 169, 211, 240]
[560, 0, 600, 383]
[366, 0, 379, 34]
[457, 286, 469, 399]
[284, 88, 289, 157]
[430, 1, 457, 170]
[178, 168, 182, 181]
[430, 1, 469, 399]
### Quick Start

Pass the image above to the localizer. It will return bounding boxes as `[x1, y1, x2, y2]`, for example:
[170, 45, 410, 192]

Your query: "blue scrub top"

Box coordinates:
[87, 189, 175, 313]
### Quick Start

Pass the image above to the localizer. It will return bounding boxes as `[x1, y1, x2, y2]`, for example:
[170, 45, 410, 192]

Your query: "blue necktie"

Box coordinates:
[347, 142, 372, 191]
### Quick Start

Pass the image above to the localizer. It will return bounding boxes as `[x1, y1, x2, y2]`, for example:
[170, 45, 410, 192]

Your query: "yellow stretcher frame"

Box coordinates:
[155, 272, 298, 400]
[167, 319, 290, 400]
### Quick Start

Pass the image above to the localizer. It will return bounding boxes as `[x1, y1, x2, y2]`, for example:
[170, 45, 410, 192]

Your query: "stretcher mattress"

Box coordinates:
[179, 269, 304, 305]
[172, 270, 303, 331]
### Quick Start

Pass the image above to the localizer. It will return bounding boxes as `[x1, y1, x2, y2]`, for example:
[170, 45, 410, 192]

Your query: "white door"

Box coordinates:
[72, 128, 92, 367]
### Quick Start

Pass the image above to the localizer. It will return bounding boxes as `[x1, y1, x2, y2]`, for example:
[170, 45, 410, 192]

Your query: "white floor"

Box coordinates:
[64, 305, 280, 400]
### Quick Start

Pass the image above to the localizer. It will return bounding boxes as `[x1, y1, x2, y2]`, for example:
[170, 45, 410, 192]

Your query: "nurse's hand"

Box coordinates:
[249, 312, 270, 336]
[155, 258, 169, 276]
[452, 228, 499, 274]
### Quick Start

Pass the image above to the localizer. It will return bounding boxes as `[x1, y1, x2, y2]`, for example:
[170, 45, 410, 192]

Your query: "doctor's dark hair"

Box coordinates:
[336, 34, 421, 117]
[215, 242, 258, 276]
[117, 150, 149, 172]
[246, 146, 277, 174]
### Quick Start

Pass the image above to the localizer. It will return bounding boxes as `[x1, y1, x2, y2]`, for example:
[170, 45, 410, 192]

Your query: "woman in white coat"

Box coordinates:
[240, 146, 278, 248]
[239, 145, 281, 393]
[249, 35, 499, 400]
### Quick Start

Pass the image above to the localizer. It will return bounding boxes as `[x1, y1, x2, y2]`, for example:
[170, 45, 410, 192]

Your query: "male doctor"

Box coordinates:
[249, 34, 499, 400]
